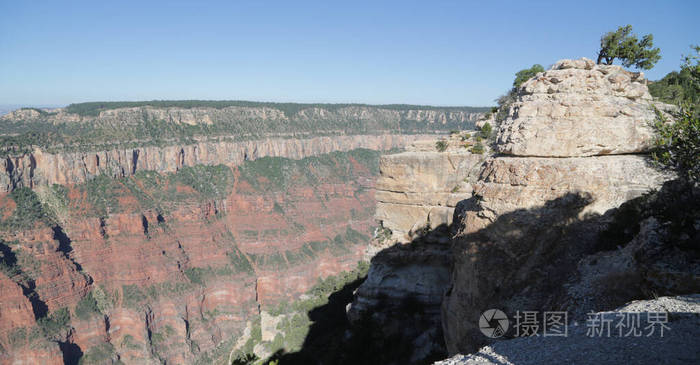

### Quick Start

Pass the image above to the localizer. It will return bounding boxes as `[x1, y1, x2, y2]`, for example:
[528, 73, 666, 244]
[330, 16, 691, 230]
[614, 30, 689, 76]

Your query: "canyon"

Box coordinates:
[1, 58, 698, 365]
[0, 103, 483, 364]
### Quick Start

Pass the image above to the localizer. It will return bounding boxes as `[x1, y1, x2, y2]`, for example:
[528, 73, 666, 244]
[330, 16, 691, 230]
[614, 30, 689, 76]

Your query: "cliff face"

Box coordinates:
[0, 103, 484, 157]
[374, 141, 485, 243]
[1, 102, 487, 192]
[0, 148, 382, 364]
[1, 134, 424, 193]
[442, 59, 683, 354]
[496, 58, 662, 157]
[347, 136, 487, 363]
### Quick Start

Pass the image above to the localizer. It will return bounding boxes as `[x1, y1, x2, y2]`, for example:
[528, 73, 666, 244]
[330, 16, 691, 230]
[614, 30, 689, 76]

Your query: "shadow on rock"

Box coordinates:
[257, 180, 698, 364]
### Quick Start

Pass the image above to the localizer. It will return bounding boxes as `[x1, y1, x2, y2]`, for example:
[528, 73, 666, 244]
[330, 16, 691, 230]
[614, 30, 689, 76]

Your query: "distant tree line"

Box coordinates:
[64, 100, 489, 118]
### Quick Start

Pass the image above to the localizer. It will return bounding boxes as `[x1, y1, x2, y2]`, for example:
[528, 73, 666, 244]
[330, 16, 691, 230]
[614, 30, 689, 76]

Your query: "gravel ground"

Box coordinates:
[435, 295, 700, 365]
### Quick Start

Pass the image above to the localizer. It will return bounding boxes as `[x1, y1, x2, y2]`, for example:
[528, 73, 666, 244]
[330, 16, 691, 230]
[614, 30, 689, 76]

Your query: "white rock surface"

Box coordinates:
[496, 58, 664, 157]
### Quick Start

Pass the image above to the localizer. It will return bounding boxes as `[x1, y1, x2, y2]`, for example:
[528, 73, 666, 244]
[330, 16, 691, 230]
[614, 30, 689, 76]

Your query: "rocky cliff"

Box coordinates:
[346, 58, 697, 364]
[374, 137, 486, 244]
[0, 148, 385, 364]
[347, 134, 489, 363]
[441, 59, 699, 356]
[0, 134, 424, 193]
[0, 103, 485, 155]
[0, 101, 489, 364]
[0, 102, 486, 193]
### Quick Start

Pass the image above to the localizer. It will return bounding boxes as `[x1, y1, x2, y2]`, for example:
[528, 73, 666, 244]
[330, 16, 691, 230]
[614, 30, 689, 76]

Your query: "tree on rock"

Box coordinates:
[513, 64, 545, 89]
[596, 25, 661, 69]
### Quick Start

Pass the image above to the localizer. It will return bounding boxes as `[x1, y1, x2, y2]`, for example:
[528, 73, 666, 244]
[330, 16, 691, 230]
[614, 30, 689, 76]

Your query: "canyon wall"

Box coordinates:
[347, 134, 488, 363]
[0, 102, 488, 364]
[0, 134, 425, 193]
[0, 148, 384, 364]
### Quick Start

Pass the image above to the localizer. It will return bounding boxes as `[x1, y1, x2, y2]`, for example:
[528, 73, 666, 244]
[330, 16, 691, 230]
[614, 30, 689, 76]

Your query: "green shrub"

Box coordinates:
[470, 143, 485, 154]
[184, 267, 206, 285]
[649, 45, 699, 107]
[37, 308, 70, 338]
[513, 64, 545, 88]
[480, 122, 493, 139]
[79, 343, 116, 364]
[122, 285, 146, 309]
[435, 140, 448, 152]
[1, 188, 54, 230]
[652, 105, 699, 182]
[74, 291, 101, 320]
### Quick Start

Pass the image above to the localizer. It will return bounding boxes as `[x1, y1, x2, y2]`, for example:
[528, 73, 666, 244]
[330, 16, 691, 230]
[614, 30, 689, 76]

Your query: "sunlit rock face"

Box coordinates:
[374, 149, 484, 243]
[496, 57, 668, 157]
[442, 59, 679, 355]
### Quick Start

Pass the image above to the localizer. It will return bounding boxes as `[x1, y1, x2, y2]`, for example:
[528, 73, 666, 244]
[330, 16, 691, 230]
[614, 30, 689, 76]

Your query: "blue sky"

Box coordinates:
[1, 0, 698, 107]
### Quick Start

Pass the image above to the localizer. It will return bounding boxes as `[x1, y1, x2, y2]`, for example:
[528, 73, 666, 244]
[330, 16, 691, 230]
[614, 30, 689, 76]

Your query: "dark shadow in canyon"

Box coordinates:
[262, 179, 699, 365]
[58, 340, 83, 365]
[266, 224, 453, 365]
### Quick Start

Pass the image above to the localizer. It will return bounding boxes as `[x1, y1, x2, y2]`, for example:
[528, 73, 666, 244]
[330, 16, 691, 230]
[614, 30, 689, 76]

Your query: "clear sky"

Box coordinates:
[1, 0, 698, 107]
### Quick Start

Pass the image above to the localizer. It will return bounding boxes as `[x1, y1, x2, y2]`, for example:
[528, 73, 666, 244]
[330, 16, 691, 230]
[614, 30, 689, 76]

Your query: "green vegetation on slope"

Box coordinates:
[230, 261, 370, 364]
[651, 46, 700, 182]
[0, 188, 56, 230]
[649, 45, 700, 107]
[237, 148, 381, 192]
[71, 164, 234, 219]
[0, 101, 488, 156]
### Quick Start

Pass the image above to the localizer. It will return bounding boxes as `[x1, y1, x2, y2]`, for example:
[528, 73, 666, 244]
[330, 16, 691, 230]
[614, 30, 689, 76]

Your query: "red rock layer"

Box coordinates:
[0, 149, 378, 363]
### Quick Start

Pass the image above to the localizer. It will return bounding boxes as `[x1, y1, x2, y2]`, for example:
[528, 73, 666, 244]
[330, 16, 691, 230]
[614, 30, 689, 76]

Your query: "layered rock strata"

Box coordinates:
[442, 58, 680, 355]
[1, 134, 423, 193]
[0, 149, 381, 364]
[374, 147, 484, 243]
[496, 58, 661, 157]
[348, 135, 488, 363]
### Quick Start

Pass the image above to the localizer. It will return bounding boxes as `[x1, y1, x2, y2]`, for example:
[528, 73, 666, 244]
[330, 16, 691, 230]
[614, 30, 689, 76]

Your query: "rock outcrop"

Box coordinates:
[348, 136, 488, 363]
[496, 58, 662, 157]
[442, 58, 683, 355]
[374, 145, 484, 243]
[347, 227, 453, 363]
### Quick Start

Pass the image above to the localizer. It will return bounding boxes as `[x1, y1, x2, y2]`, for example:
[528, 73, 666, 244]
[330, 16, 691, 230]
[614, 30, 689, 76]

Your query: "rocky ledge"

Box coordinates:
[374, 142, 485, 243]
